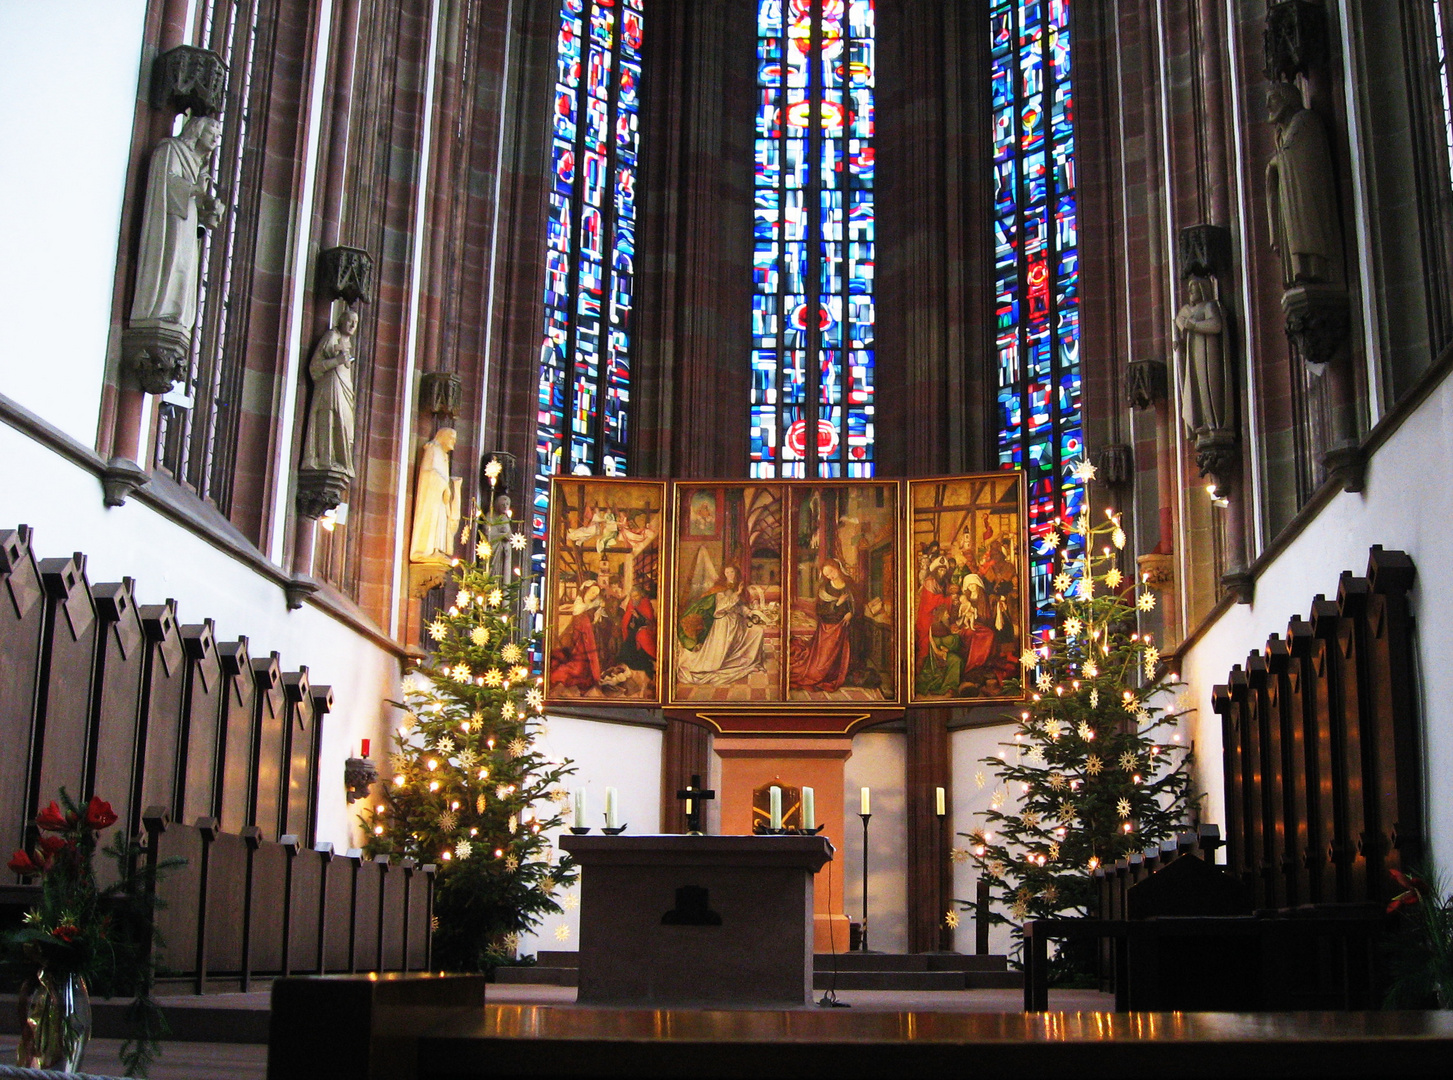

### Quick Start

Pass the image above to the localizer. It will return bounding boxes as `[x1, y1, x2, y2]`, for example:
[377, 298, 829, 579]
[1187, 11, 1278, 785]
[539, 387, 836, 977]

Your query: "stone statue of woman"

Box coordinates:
[300, 308, 359, 477]
[1175, 276, 1232, 439]
[130, 115, 224, 332]
[1265, 82, 1342, 288]
[483, 493, 515, 582]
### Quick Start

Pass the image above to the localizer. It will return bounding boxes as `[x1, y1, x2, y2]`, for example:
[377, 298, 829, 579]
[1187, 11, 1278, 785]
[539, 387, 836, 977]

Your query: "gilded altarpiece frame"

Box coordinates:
[907, 473, 1027, 705]
[543, 478, 667, 704]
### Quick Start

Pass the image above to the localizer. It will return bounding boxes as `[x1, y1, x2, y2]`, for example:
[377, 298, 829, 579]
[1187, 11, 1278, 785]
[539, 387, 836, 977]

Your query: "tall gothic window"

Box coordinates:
[153, 0, 263, 509]
[749, 0, 876, 479]
[992, 0, 1081, 624]
[532, 0, 644, 572]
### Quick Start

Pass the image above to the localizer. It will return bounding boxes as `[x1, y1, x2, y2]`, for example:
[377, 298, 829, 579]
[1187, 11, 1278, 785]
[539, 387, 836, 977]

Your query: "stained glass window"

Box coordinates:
[992, 0, 1081, 625]
[533, 0, 644, 574]
[750, 0, 876, 479]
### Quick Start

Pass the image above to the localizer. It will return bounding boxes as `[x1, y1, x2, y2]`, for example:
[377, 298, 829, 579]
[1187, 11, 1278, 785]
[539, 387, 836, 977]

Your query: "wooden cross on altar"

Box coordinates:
[675, 774, 715, 835]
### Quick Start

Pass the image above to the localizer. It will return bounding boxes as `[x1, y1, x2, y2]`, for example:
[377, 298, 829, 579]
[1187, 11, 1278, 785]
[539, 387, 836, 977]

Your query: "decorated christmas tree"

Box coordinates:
[364, 479, 577, 971]
[954, 461, 1193, 973]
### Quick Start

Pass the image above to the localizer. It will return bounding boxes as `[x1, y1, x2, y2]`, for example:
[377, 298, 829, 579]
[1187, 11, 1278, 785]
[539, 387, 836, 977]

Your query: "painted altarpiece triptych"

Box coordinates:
[543, 475, 1026, 711]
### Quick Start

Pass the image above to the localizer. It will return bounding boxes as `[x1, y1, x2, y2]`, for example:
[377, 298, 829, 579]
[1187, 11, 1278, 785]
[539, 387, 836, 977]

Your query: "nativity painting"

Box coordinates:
[668, 484, 785, 703]
[786, 482, 899, 703]
[908, 473, 1026, 704]
[544, 477, 665, 704]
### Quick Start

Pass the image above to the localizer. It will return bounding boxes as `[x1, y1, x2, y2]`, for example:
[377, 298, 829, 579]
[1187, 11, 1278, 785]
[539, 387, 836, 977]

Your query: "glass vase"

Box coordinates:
[16, 969, 92, 1072]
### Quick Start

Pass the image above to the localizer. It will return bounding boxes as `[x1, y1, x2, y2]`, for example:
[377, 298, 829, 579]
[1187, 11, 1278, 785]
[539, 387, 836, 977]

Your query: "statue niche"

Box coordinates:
[296, 307, 360, 519]
[1265, 81, 1342, 289]
[1175, 275, 1238, 497]
[409, 427, 463, 595]
[124, 115, 225, 395]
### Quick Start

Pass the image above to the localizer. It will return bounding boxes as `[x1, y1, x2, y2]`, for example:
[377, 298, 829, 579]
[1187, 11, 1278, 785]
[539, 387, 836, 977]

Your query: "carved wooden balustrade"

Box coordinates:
[0, 524, 433, 990]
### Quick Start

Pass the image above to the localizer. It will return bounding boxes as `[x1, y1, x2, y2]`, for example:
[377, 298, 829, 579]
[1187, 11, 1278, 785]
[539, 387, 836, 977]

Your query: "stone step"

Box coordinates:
[535, 949, 580, 968]
[495, 965, 580, 985]
[811, 952, 1011, 973]
[964, 969, 1025, 990]
[812, 970, 965, 991]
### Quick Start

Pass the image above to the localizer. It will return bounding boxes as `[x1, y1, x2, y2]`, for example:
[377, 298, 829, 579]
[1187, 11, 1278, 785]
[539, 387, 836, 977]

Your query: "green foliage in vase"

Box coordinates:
[954, 469, 1194, 979]
[1385, 868, 1453, 1008]
[3, 789, 179, 1076]
[364, 518, 576, 971]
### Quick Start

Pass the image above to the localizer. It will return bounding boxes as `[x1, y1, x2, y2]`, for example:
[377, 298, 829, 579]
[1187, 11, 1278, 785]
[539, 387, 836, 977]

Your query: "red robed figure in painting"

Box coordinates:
[550, 584, 603, 691]
[790, 559, 855, 692]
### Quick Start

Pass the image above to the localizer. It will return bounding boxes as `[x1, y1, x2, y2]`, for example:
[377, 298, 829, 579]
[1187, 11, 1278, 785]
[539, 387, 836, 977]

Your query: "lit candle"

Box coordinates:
[801, 787, 815, 831]
[605, 787, 618, 829]
[573, 789, 586, 829]
[936, 786, 946, 816]
[769, 786, 782, 831]
[860, 787, 871, 816]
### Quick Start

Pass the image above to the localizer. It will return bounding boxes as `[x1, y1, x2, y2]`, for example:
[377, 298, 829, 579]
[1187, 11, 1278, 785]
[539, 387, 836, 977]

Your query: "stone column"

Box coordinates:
[905, 708, 951, 953]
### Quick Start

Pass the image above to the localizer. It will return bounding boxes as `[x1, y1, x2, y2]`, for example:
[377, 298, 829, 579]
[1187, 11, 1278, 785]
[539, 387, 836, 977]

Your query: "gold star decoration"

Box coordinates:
[564, 893, 580, 910]
[1089, 687, 1099, 708]
[1071, 459, 1097, 483]
[1105, 567, 1123, 588]
[454, 839, 473, 859]
[1077, 721, 1093, 740]
[1048, 773, 1066, 791]
[1082, 660, 1099, 679]
[1086, 754, 1103, 775]
[476, 538, 493, 560]
[1137, 589, 1156, 611]
[554, 923, 571, 941]
[1044, 718, 1064, 739]
[470, 626, 490, 647]
[974, 770, 986, 788]
[495, 783, 513, 799]
[436, 736, 456, 756]
[505, 854, 519, 871]
[450, 663, 472, 682]
[388, 752, 410, 772]
[507, 815, 518, 834]
[1057, 799, 1075, 820]
[944, 910, 961, 929]
[1053, 572, 1073, 594]
[510, 532, 528, 551]
[1143, 643, 1160, 679]
[428, 619, 449, 642]
[525, 593, 541, 613]
[1119, 751, 1138, 772]
[1048, 842, 1061, 862]
[484, 458, 503, 482]
[1019, 650, 1039, 669]
[949, 848, 970, 863]
[1028, 744, 1045, 763]
[487, 588, 504, 607]
[1021, 810, 1040, 828]
[510, 665, 530, 683]
[1077, 574, 1094, 599]
[437, 810, 458, 831]
[501, 643, 524, 664]
[1063, 616, 1082, 638]
[483, 668, 504, 687]
[508, 737, 529, 758]
[501, 700, 518, 720]
[1116, 797, 1132, 819]
[1036, 671, 1054, 692]
[457, 590, 473, 607]
[526, 688, 545, 710]
[1043, 883, 1059, 904]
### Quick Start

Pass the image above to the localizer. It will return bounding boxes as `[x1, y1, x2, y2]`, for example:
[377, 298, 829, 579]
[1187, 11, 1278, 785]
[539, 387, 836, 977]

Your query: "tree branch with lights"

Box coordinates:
[365, 471, 576, 971]
[952, 460, 1194, 979]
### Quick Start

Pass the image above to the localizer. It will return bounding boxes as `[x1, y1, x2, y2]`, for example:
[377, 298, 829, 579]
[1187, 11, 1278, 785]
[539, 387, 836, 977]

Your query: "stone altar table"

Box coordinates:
[558, 834, 833, 1007]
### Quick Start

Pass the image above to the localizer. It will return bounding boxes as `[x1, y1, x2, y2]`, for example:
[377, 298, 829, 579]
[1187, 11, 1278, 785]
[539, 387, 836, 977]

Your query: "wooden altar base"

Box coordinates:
[417, 1005, 1453, 1078]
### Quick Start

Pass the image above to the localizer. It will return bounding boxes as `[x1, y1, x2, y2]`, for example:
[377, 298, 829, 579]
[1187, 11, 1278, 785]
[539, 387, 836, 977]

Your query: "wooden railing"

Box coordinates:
[0, 524, 432, 987]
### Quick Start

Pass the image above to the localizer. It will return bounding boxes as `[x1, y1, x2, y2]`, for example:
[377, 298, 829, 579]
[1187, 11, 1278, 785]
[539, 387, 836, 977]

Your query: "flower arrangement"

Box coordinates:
[3, 789, 176, 1076]
[1385, 867, 1453, 1009]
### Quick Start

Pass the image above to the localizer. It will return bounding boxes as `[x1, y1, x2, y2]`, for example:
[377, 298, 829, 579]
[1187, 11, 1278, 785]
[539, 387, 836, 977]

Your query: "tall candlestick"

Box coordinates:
[605, 787, 618, 829]
[573, 789, 586, 829]
[801, 786, 815, 831]
[769, 786, 782, 831]
[860, 787, 870, 815]
[936, 786, 946, 816]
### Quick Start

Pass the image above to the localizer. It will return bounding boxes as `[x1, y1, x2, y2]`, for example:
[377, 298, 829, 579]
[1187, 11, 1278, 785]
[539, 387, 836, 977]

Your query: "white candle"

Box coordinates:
[801, 787, 815, 831]
[860, 787, 871, 816]
[769, 786, 782, 831]
[573, 789, 586, 829]
[936, 786, 946, 816]
[605, 787, 618, 829]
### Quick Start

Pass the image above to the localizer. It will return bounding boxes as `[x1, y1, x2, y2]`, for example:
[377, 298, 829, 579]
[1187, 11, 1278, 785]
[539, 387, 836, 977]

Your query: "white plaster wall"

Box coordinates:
[843, 731, 907, 954]
[517, 715, 663, 959]
[0, 424, 402, 851]
[1180, 366, 1453, 878]
[0, 1, 147, 444]
[951, 723, 1019, 958]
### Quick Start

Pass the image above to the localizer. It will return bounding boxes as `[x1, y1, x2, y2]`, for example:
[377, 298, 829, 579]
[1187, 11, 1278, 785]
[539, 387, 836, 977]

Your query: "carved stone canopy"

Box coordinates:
[1179, 224, 1233, 280]
[419, 371, 463, 419]
[1282, 283, 1350, 370]
[480, 450, 518, 500]
[151, 45, 228, 117]
[1136, 551, 1175, 593]
[317, 245, 374, 305]
[1264, 0, 1329, 83]
[121, 324, 191, 395]
[296, 466, 351, 520]
[344, 756, 379, 803]
[1096, 443, 1134, 487]
[1125, 359, 1169, 411]
[1195, 430, 1239, 499]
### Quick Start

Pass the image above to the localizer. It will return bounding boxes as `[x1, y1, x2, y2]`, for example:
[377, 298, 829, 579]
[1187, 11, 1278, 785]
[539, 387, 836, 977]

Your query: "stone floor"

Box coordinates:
[0, 984, 1117, 1078]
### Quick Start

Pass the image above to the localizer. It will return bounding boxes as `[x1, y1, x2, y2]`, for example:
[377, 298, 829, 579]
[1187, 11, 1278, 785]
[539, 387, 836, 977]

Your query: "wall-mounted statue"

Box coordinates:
[1175, 276, 1237, 495]
[124, 115, 224, 394]
[483, 493, 516, 582]
[300, 307, 359, 478]
[1265, 82, 1342, 288]
[409, 427, 462, 564]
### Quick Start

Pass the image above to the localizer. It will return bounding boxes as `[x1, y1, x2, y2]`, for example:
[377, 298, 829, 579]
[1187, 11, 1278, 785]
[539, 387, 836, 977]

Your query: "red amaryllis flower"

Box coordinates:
[50, 924, 80, 943]
[83, 796, 117, 831]
[34, 802, 69, 832]
[7, 850, 38, 875]
[1387, 868, 1429, 913]
[37, 835, 68, 856]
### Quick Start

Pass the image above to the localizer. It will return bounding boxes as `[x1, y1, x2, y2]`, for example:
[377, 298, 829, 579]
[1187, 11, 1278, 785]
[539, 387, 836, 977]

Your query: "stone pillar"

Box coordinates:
[905, 708, 951, 953]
